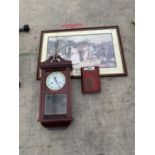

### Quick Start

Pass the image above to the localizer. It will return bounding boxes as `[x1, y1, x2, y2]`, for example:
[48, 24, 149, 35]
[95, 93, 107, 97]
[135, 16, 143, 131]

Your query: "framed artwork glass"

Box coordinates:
[37, 26, 127, 79]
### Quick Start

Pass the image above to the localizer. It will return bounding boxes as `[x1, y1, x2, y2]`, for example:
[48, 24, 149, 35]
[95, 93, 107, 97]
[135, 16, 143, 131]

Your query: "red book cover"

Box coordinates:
[81, 66, 101, 93]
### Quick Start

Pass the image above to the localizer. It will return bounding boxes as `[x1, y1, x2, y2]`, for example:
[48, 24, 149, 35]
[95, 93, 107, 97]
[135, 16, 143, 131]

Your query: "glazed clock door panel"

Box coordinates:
[44, 94, 67, 115]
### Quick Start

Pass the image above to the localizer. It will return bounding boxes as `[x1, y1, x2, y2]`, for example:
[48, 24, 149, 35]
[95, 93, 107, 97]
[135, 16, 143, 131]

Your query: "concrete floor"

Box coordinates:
[19, 0, 135, 155]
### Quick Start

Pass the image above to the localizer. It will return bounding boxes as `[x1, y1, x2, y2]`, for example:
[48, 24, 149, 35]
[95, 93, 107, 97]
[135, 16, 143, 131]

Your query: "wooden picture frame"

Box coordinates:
[37, 26, 127, 80]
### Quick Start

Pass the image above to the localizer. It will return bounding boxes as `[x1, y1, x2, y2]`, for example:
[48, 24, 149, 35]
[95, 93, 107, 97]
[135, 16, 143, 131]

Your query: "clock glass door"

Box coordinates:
[44, 94, 67, 115]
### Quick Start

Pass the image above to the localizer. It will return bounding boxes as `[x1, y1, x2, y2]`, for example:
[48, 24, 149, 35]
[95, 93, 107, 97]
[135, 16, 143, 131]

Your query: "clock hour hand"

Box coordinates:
[53, 77, 61, 88]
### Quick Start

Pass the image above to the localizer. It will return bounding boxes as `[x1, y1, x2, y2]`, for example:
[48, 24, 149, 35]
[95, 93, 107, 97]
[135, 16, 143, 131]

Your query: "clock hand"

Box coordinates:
[53, 77, 61, 88]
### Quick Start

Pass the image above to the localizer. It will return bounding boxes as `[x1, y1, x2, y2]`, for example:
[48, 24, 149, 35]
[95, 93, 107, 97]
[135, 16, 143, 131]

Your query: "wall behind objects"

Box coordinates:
[19, 0, 134, 155]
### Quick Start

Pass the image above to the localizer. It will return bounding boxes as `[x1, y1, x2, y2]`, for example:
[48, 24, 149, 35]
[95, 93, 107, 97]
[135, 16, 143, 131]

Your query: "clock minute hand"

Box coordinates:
[54, 77, 61, 88]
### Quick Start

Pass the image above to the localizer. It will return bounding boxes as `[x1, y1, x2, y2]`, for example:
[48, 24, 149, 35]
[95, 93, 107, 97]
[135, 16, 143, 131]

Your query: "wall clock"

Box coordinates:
[39, 55, 73, 128]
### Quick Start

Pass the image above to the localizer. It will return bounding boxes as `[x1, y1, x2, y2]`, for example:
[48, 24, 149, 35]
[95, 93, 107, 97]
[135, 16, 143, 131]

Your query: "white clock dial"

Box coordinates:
[46, 72, 66, 91]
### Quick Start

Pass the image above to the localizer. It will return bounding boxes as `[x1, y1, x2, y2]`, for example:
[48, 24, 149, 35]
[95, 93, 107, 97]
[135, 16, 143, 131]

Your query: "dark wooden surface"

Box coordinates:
[39, 55, 73, 128]
[81, 66, 101, 93]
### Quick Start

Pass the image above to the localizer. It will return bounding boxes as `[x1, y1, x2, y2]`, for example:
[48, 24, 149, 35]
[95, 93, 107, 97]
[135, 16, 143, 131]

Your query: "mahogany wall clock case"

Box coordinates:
[39, 55, 73, 128]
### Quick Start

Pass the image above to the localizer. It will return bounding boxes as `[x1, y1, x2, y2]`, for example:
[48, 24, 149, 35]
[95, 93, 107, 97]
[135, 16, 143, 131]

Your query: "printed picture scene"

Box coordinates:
[47, 33, 117, 69]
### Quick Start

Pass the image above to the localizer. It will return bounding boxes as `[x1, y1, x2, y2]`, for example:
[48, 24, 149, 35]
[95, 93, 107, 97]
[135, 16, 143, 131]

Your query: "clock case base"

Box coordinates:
[40, 117, 73, 128]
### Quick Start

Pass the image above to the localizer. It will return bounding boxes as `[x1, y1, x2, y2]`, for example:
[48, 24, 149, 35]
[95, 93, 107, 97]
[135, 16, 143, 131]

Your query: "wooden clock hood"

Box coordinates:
[39, 55, 73, 70]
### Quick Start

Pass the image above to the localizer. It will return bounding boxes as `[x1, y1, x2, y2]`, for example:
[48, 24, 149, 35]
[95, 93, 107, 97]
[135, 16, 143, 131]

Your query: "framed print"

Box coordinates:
[37, 26, 127, 79]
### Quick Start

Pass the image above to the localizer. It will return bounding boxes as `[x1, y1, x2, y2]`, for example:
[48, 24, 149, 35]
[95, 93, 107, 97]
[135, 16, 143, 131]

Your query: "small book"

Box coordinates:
[81, 66, 101, 93]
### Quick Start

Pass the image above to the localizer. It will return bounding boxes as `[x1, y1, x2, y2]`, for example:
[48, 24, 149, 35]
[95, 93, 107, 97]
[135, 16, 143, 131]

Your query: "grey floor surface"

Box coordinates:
[19, 0, 135, 155]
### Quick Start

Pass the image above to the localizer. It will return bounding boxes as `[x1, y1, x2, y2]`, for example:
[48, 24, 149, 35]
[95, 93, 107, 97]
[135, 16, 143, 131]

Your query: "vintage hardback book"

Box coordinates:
[81, 66, 101, 93]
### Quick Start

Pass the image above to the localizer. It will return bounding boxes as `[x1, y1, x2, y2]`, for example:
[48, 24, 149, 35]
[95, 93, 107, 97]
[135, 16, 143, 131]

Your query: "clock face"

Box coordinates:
[46, 72, 66, 91]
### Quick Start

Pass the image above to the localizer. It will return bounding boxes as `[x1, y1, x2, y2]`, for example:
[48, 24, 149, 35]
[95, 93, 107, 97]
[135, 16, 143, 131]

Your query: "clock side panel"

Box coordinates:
[66, 68, 72, 119]
[39, 69, 46, 120]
